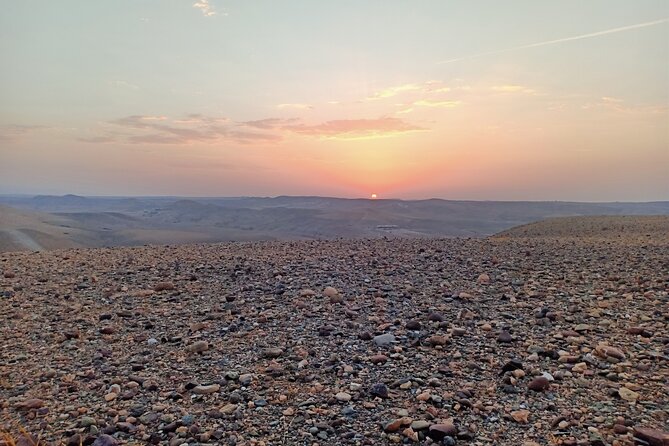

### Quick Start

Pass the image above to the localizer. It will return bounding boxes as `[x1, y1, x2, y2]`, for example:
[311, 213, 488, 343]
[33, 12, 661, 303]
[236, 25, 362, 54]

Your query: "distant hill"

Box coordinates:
[1, 195, 668, 251]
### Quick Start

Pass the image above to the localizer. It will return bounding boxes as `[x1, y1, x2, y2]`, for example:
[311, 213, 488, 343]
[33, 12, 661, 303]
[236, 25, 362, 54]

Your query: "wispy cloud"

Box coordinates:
[0, 124, 48, 142]
[438, 18, 669, 64]
[491, 85, 536, 94]
[109, 80, 140, 90]
[99, 114, 281, 145]
[286, 117, 426, 140]
[582, 96, 668, 114]
[193, 0, 217, 17]
[277, 103, 314, 110]
[413, 100, 462, 108]
[367, 81, 452, 100]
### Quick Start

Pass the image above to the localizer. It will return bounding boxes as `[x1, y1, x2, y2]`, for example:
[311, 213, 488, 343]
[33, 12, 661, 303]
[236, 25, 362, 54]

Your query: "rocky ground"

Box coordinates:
[1, 219, 668, 445]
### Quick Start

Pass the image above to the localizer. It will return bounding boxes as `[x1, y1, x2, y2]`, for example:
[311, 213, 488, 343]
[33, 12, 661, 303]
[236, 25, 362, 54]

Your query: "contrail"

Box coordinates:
[437, 18, 668, 65]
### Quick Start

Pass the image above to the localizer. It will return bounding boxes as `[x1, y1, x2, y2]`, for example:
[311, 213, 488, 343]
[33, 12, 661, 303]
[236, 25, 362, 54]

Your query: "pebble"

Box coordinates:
[192, 384, 220, 395]
[373, 333, 395, 347]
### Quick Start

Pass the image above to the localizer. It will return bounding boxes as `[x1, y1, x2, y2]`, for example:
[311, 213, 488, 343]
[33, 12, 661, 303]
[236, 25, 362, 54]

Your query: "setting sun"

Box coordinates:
[371, 193, 378, 199]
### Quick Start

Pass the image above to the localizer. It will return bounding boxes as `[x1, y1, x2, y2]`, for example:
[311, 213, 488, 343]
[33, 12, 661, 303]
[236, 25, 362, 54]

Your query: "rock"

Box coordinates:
[15, 398, 45, 411]
[511, 410, 530, 423]
[500, 359, 523, 375]
[153, 282, 175, 292]
[263, 347, 284, 358]
[99, 326, 116, 335]
[619, 387, 639, 401]
[221, 403, 238, 415]
[92, 435, 118, 446]
[193, 384, 220, 395]
[370, 383, 388, 399]
[572, 362, 587, 373]
[323, 286, 339, 297]
[528, 376, 550, 391]
[373, 333, 395, 347]
[497, 331, 513, 343]
[427, 312, 444, 322]
[477, 273, 490, 284]
[335, 392, 351, 402]
[187, 340, 209, 353]
[369, 354, 388, 364]
[427, 422, 457, 441]
[411, 420, 430, 430]
[633, 427, 669, 446]
[80, 416, 97, 427]
[595, 344, 626, 361]
[239, 373, 253, 386]
[405, 320, 421, 330]
[426, 335, 449, 346]
[402, 427, 418, 442]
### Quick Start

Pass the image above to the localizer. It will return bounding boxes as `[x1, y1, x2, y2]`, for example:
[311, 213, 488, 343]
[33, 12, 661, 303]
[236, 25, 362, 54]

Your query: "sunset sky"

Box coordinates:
[1, 1, 667, 201]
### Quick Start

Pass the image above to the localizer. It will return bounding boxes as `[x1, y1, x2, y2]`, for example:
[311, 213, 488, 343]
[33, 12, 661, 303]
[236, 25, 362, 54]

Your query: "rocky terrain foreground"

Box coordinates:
[1, 218, 668, 445]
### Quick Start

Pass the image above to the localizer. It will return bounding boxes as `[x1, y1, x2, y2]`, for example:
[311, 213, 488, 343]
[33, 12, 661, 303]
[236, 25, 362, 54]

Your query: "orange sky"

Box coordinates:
[1, 1, 667, 200]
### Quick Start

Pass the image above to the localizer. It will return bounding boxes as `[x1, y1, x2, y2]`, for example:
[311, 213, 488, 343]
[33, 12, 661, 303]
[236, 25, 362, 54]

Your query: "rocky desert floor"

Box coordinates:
[1, 216, 668, 446]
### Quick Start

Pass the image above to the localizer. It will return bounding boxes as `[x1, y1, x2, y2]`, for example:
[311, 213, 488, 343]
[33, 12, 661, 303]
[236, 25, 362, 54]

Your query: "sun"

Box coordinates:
[370, 193, 378, 199]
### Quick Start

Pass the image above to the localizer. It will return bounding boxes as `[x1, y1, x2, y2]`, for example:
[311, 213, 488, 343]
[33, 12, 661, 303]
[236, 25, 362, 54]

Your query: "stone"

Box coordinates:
[323, 286, 339, 297]
[92, 435, 118, 446]
[221, 403, 238, 415]
[633, 427, 669, 446]
[511, 409, 530, 423]
[477, 273, 490, 284]
[619, 387, 639, 402]
[335, 392, 351, 402]
[370, 354, 388, 364]
[15, 398, 45, 411]
[528, 376, 550, 391]
[373, 333, 395, 347]
[427, 423, 457, 441]
[187, 340, 209, 353]
[370, 383, 388, 399]
[193, 384, 220, 395]
[263, 347, 283, 358]
[427, 312, 444, 322]
[405, 320, 421, 330]
[426, 335, 449, 346]
[153, 282, 175, 292]
[411, 420, 430, 430]
[497, 331, 513, 343]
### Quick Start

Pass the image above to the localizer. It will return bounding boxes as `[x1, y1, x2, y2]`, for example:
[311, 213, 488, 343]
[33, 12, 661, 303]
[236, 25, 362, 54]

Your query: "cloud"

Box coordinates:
[277, 103, 314, 110]
[0, 124, 48, 142]
[368, 83, 424, 100]
[581, 97, 668, 114]
[102, 114, 281, 145]
[109, 80, 140, 90]
[413, 100, 462, 108]
[438, 18, 669, 64]
[241, 118, 298, 129]
[286, 117, 426, 140]
[491, 85, 536, 94]
[84, 114, 426, 145]
[193, 0, 216, 17]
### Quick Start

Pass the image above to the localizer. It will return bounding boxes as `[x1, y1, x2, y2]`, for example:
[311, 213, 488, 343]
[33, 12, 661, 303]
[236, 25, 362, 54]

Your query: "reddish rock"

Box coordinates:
[633, 427, 669, 446]
[528, 376, 550, 391]
[427, 422, 457, 441]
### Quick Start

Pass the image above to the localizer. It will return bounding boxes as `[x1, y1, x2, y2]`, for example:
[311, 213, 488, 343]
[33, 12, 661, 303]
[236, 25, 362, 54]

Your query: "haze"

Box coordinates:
[1, 1, 667, 201]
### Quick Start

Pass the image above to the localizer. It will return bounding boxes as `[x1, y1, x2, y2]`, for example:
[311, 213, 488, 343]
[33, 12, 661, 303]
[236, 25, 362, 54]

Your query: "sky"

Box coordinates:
[0, 1, 667, 201]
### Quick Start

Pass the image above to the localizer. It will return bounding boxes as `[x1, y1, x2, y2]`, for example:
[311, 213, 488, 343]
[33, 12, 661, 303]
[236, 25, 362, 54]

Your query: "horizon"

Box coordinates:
[1, 191, 668, 205]
[1, 1, 668, 201]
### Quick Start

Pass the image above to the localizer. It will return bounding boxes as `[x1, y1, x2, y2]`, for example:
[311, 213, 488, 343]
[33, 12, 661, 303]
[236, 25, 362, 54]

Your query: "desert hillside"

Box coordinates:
[494, 215, 669, 243]
[1, 224, 667, 445]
